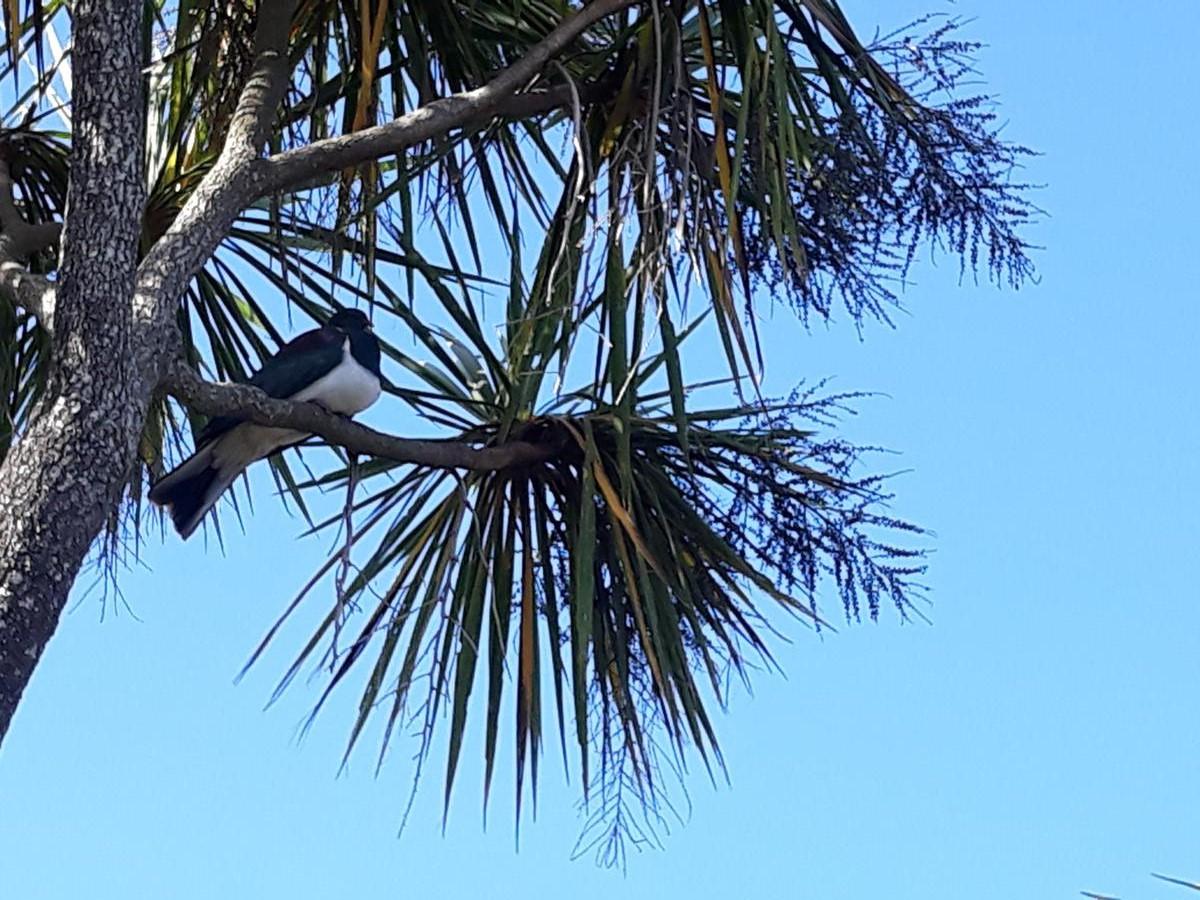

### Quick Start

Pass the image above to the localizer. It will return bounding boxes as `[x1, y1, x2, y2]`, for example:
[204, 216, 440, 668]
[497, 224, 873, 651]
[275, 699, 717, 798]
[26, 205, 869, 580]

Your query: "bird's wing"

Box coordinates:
[197, 327, 344, 446]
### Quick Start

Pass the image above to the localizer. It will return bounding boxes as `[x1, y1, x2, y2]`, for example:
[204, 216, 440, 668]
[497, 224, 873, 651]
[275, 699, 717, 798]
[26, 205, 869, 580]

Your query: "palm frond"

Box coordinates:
[254, 374, 925, 842]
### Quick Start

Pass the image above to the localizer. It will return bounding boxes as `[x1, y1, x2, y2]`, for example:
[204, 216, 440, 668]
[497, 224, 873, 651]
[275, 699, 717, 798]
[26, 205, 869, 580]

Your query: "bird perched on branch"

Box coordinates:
[150, 308, 381, 539]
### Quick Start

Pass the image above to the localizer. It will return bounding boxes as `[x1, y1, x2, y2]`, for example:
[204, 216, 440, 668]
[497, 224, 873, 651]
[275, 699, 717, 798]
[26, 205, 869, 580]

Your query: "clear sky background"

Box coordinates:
[3, 1, 1199, 898]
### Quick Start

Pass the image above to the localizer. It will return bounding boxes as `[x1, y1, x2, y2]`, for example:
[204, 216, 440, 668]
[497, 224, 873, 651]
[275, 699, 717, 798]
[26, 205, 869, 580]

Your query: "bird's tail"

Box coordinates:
[148, 443, 241, 540]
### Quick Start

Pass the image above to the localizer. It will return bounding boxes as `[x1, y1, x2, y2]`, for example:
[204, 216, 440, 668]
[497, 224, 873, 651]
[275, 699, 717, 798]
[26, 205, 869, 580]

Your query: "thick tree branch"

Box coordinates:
[131, 0, 300, 383]
[0, 153, 59, 330]
[262, 82, 616, 202]
[254, 0, 637, 196]
[163, 365, 561, 471]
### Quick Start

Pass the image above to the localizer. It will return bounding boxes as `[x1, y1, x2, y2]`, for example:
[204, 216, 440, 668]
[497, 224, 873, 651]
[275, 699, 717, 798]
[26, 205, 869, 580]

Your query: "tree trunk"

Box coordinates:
[0, 0, 145, 743]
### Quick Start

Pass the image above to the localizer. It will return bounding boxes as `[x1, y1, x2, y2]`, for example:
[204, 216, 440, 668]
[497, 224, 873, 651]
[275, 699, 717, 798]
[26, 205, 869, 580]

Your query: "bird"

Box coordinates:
[150, 308, 381, 540]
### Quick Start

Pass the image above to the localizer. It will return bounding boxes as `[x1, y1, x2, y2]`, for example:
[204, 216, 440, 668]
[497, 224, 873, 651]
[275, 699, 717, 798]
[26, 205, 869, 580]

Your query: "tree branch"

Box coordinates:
[261, 82, 617, 202]
[162, 364, 562, 472]
[132, 0, 300, 383]
[254, 0, 637, 196]
[0, 152, 59, 330]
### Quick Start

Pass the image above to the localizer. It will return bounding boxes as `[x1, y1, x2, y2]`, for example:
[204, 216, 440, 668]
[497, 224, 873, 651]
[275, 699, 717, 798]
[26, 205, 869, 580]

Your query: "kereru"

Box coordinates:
[150, 308, 381, 539]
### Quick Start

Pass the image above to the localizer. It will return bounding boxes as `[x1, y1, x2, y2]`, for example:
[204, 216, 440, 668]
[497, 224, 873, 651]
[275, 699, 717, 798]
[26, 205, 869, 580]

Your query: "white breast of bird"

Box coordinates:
[293, 338, 381, 415]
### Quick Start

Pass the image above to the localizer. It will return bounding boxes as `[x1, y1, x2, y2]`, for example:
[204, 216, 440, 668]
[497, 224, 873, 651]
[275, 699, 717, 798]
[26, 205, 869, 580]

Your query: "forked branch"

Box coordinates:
[139, 0, 635, 386]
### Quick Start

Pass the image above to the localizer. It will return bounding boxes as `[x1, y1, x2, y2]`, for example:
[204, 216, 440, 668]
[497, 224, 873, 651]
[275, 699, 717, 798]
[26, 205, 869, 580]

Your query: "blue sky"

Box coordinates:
[3, 0, 1200, 897]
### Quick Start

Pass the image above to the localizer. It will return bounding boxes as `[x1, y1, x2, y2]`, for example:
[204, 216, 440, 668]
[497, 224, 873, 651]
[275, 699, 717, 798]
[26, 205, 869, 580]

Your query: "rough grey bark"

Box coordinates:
[0, 0, 633, 748]
[0, 0, 146, 738]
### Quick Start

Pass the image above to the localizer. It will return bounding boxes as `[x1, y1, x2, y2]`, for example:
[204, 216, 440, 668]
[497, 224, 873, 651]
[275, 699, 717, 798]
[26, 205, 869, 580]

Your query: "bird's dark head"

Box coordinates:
[327, 308, 373, 334]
